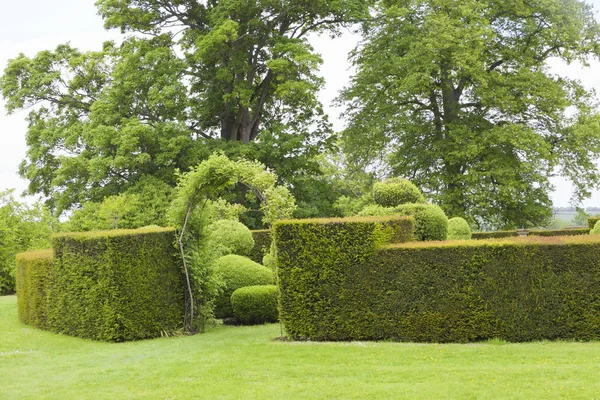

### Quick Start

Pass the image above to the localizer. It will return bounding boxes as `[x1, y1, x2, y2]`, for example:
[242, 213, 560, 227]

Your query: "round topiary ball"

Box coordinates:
[373, 178, 426, 207]
[213, 255, 274, 319]
[590, 220, 600, 235]
[206, 219, 254, 257]
[231, 285, 279, 325]
[447, 217, 472, 240]
[395, 203, 448, 241]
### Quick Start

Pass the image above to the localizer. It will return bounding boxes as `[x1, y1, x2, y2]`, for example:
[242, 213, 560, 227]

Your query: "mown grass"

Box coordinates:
[2, 295, 600, 399]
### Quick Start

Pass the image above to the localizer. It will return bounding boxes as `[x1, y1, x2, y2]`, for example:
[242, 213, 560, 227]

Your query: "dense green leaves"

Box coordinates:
[341, 0, 600, 229]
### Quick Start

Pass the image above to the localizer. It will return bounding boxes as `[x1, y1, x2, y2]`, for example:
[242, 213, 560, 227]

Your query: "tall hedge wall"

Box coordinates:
[248, 229, 272, 263]
[276, 220, 600, 342]
[16, 249, 53, 329]
[48, 228, 184, 341]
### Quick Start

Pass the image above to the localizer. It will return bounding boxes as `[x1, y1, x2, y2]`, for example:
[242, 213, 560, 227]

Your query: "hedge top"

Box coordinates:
[52, 227, 175, 240]
[273, 215, 414, 226]
[388, 234, 600, 249]
[16, 248, 54, 261]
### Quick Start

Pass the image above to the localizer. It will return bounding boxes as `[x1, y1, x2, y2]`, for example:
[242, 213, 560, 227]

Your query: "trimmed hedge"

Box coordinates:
[395, 203, 448, 241]
[472, 230, 518, 239]
[589, 217, 600, 229]
[473, 228, 590, 240]
[447, 217, 471, 240]
[275, 217, 600, 342]
[48, 228, 184, 341]
[213, 255, 274, 319]
[16, 249, 53, 329]
[231, 285, 279, 324]
[248, 229, 272, 263]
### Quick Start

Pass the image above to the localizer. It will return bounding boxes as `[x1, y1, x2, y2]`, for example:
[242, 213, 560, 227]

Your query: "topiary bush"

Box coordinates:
[16, 249, 53, 329]
[206, 220, 255, 257]
[447, 217, 472, 240]
[591, 220, 600, 235]
[373, 178, 425, 207]
[356, 204, 396, 217]
[213, 255, 274, 319]
[395, 203, 448, 241]
[231, 285, 279, 324]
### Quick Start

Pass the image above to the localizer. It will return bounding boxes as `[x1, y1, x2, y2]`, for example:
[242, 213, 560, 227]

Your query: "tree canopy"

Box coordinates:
[340, 0, 600, 228]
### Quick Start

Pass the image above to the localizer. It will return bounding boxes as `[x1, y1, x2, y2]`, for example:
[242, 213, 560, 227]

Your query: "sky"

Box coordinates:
[1, 0, 600, 208]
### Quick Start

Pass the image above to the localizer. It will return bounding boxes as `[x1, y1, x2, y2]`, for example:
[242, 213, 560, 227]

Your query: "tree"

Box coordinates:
[1, 1, 368, 216]
[340, 0, 600, 229]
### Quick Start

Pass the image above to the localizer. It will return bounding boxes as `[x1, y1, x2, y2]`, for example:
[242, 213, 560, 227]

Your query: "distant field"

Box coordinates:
[553, 211, 578, 224]
[3, 295, 600, 399]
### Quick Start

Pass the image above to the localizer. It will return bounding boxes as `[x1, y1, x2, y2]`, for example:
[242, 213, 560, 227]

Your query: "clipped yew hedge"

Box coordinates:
[16, 249, 53, 329]
[589, 217, 600, 229]
[47, 228, 184, 341]
[275, 217, 600, 343]
[248, 229, 272, 263]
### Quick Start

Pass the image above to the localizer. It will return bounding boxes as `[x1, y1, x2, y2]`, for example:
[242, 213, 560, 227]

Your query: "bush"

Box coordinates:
[395, 203, 448, 241]
[213, 255, 274, 319]
[591, 221, 600, 235]
[274, 217, 600, 342]
[231, 285, 278, 324]
[206, 220, 255, 257]
[16, 249, 53, 329]
[373, 178, 425, 207]
[48, 228, 184, 341]
[447, 217, 471, 240]
[589, 217, 600, 229]
[357, 204, 396, 217]
[248, 229, 271, 263]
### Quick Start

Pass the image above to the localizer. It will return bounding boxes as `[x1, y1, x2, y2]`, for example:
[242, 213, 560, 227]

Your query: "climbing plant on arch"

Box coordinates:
[168, 153, 296, 332]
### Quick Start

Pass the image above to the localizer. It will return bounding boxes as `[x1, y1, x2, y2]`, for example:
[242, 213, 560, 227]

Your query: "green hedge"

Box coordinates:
[48, 228, 184, 341]
[473, 229, 590, 240]
[231, 285, 279, 324]
[248, 230, 272, 264]
[589, 217, 600, 229]
[16, 249, 53, 329]
[472, 230, 518, 239]
[275, 217, 600, 342]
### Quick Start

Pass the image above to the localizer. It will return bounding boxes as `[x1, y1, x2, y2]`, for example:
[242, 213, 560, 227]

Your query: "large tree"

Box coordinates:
[1, 0, 368, 215]
[340, 0, 600, 228]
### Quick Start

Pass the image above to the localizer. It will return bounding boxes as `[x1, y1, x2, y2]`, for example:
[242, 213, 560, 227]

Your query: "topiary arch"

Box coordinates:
[168, 153, 295, 332]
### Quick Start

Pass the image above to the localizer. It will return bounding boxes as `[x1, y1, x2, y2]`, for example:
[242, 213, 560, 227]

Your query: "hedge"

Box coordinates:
[248, 229, 272, 263]
[275, 217, 600, 342]
[16, 249, 53, 329]
[231, 285, 279, 324]
[589, 217, 600, 229]
[473, 228, 590, 240]
[48, 228, 184, 341]
[472, 230, 518, 239]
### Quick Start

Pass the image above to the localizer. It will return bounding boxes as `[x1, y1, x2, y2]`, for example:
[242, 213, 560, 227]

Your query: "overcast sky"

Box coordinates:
[2, 0, 600, 208]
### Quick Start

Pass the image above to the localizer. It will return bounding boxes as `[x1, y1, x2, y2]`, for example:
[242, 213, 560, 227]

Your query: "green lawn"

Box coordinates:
[1, 295, 600, 399]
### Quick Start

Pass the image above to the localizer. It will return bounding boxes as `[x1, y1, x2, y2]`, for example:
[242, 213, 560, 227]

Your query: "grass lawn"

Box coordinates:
[1, 295, 600, 399]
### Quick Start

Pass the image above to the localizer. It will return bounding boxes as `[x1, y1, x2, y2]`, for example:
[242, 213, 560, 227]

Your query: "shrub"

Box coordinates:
[206, 220, 255, 257]
[447, 217, 471, 240]
[357, 204, 396, 217]
[231, 285, 278, 324]
[589, 217, 600, 229]
[248, 229, 271, 263]
[395, 203, 448, 241]
[373, 178, 425, 207]
[274, 217, 600, 342]
[213, 255, 274, 319]
[529, 228, 590, 237]
[16, 249, 53, 329]
[48, 228, 184, 341]
[591, 221, 600, 235]
[472, 230, 518, 239]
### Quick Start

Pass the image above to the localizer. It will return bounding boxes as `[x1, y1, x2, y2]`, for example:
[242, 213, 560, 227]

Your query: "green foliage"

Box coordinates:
[48, 228, 184, 341]
[212, 255, 274, 319]
[588, 217, 600, 229]
[0, 189, 54, 295]
[248, 230, 272, 264]
[394, 204, 448, 241]
[206, 220, 255, 257]
[356, 204, 396, 217]
[472, 231, 519, 240]
[590, 221, 600, 235]
[276, 220, 600, 342]
[231, 285, 279, 325]
[15, 249, 53, 329]
[373, 178, 425, 207]
[473, 228, 590, 239]
[340, 0, 600, 228]
[447, 217, 472, 240]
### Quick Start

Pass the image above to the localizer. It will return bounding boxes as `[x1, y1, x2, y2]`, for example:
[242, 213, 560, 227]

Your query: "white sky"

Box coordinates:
[1, 0, 600, 207]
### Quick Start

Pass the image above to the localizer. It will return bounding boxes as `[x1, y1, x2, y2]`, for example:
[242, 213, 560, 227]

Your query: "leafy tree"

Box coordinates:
[340, 0, 600, 229]
[1, 1, 368, 216]
[0, 190, 54, 294]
